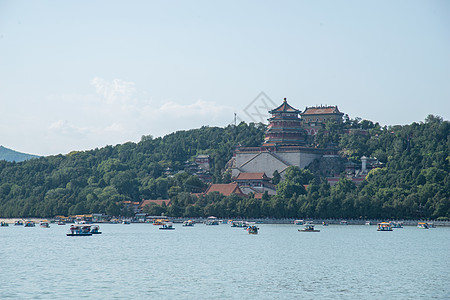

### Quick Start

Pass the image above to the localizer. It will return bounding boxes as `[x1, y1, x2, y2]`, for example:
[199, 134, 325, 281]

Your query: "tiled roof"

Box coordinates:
[301, 106, 343, 115]
[270, 98, 299, 113]
[235, 172, 268, 180]
[205, 183, 244, 196]
[139, 199, 171, 208]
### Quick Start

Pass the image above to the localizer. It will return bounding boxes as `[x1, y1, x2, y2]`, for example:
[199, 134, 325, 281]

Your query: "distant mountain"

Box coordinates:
[0, 146, 40, 162]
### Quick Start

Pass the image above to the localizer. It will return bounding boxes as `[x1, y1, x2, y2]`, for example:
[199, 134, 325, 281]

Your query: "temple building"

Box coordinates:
[300, 105, 344, 135]
[231, 98, 338, 180]
[263, 98, 306, 146]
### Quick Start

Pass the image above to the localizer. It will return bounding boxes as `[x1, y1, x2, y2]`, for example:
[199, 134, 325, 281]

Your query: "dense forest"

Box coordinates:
[0, 115, 449, 220]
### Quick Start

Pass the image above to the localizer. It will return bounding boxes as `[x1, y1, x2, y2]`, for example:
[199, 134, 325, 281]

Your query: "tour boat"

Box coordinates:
[205, 216, 219, 225]
[417, 222, 429, 229]
[340, 220, 348, 225]
[24, 220, 35, 227]
[299, 224, 320, 232]
[231, 221, 247, 228]
[1, 221, 8, 227]
[67, 224, 93, 236]
[377, 222, 393, 231]
[14, 220, 23, 226]
[247, 225, 259, 234]
[391, 221, 403, 228]
[90, 225, 102, 234]
[153, 218, 169, 225]
[40, 220, 50, 228]
[182, 220, 194, 227]
[294, 219, 304, 225]
[159, 223, 175, 230]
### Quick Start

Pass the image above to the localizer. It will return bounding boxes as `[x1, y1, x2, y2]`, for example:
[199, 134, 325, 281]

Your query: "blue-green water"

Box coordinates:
[1, 224, 449, 299]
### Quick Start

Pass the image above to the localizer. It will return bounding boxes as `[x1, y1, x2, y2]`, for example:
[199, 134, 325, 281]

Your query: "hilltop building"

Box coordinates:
[231, 98, 339, 180]
[300, 105, 344, 135]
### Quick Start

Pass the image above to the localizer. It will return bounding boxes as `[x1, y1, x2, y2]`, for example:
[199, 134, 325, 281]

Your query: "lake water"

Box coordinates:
[1, 223, 449, 299]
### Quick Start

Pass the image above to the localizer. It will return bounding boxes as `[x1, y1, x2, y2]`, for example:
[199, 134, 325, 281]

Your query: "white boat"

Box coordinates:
[365, 221, 371, 225]
[340, 220, 348, 225]
[90, 224, 102, 234]
[299, 224, 320, 232]
[159, 222, 175, 230]
[417, 222, 429, 229]
[391, 221, 403, 228]
[67, 224, 92, 236]
[40, 220, 50, 228]
[205, 216, 219, 225]
[294, 219, 304, 225]
[182, 220, 194, 227]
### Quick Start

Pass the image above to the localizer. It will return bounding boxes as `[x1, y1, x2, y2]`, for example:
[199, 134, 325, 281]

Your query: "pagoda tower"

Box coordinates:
[263, 98, 306, 146]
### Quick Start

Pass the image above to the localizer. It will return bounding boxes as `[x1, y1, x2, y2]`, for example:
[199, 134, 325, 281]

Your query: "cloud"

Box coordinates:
[49, 120, 89, 138]
[158, 99, 233, 119]
[91, 77, 136, 105]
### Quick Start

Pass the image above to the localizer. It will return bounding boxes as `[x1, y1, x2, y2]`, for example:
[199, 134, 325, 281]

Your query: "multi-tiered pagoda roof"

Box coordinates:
[263, 98, 306, 146]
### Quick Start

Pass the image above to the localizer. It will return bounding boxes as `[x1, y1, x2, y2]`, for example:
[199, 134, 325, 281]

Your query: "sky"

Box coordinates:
[1, 0, 449, 156]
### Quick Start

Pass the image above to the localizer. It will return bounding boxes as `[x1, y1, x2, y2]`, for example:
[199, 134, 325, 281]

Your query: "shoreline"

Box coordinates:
[1, 217, 449, 226]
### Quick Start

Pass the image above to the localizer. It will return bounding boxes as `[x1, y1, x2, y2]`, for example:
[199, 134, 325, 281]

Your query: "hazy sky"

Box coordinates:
[1, 0, 449, 156]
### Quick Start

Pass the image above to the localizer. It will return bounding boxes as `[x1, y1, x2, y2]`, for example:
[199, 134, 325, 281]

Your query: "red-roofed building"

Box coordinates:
[234, 172, 277, 196]
[205, 183, 245, 197]
[300, 105, 344, 135]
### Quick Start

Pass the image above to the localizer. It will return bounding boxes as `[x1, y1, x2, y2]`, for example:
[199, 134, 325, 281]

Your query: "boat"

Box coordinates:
[122, 220, 131, 224]
[294, 219, 304, 225]
[231, 221, 247, 228]
[40, 220, 50, 228]
[428, 222, 436, 228]
[391, 221, 403, 228]
[299, 224, 320, 232]
[182, 220, 194, 227]
[57, 221, 66, 225]
[24, 220, 35, 227]
[417, 222, 429, 229]
[322, 221, 329, 226]
[377, 222, 393, 231]
[340, 220, 348, 225]
[247, 224, 259, 234]
[14, 220, 23, 226]
[365, 221, 371, 225]
[205, 216, 219, 225]
[67, 224, 92, 236]
[1, 221, 9, 227]
[153, 218, 169, 225]
[159, 223, 175, 230]
[90, 224, 102, 234]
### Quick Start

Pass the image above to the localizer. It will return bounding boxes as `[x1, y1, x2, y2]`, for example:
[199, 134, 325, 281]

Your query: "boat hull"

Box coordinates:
[66, 233, 92, 236]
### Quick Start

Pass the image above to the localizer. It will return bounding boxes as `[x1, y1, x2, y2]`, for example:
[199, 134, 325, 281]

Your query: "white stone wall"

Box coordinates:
[232, 150, 322, 178]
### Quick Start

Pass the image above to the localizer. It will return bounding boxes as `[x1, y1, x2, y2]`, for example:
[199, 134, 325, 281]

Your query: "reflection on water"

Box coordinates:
[1, 224, 449, 299]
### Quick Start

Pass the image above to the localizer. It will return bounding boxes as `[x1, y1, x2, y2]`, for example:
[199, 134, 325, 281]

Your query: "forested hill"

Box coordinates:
[0, 116, 448, 219]
[0, 146, 40, 162]
[0, 123, 265, 217]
